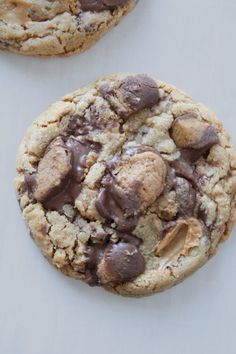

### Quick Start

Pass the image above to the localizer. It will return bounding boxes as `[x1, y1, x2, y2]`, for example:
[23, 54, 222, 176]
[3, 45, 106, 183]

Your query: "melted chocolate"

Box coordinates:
[79, 0, 130, 12]
[101, 242, 145, 284]
[185, 125, 219, 153]
[170, 120, 219, 190]
[25, 136, 100, 212]
[100, 75, 160, 119]
[96, 174, 141, 232]
[170, 158, 198, 189]
[175, 177, 197, 217]
[96, 145, 161, 232]
[84, 232, 144, 286]
[166, 119, 220, 220]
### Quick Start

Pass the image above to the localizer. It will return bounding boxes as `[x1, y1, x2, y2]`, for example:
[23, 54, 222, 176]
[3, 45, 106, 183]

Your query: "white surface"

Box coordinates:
[0, 1, 236, 354]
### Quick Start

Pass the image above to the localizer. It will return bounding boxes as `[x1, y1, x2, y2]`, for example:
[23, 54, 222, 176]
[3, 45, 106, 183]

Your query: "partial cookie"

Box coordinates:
[0, 0, 137, 57]
[15, 74, 236, 297]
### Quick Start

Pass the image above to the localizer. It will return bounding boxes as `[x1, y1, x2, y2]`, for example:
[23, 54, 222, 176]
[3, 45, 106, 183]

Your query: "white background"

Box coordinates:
[1, 1, 236, 353]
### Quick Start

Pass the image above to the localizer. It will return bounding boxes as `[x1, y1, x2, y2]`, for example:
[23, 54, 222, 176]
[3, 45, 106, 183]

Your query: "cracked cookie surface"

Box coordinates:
[15, 74, 236, 297]
[0, 0, 137, 56]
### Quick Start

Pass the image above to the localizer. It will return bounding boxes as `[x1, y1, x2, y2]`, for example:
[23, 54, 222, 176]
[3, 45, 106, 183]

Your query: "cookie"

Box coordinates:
[15, 74, 236, 297]
[0, 0, 137, 57]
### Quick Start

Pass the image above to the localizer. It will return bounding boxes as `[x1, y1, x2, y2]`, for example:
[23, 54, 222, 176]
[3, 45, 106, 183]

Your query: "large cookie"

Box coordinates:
[0, 0, 137, 56]
[15, 74, 236, 297]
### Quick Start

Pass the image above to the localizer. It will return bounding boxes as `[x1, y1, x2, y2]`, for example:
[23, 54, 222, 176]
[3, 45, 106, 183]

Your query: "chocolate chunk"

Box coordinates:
[119, 74, 160, 111]
[188, 125, 219, 151]
[163, 167, 197, 219]
[25, 136, 100, 212]
[84, 230, 143, 286]
[99, 84, 126, 118]
[84, 243, 106, 286]
[169, 116, 219, 190]
[180, 135, 219, 164]
[170, 158, 197, 187]
[170, 138, 218, 190]
[44, 137, 98, 210]
[100, 75, 160, 119]
[96, 175, 140, 232]
[171, 113, 219, 162]
[175, 177, 196, 217]
[98, 242, 145, 284]
[79, 0, 129, 12]
[197, 208, 209, 226]
[163, 166, 176, 193]
[99, 83, 115, 101]
[25, 137, 72, 203]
